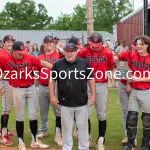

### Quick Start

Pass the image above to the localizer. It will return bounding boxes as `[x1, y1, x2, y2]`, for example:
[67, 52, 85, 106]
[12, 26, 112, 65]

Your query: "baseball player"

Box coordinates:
[37, 36, 63, 146]
[0, 41, 52, 150]
[0, 35, 16, 145]
[78, 32, 115, 150]
[114, 45, 138, 146]
[124, 36, 150, 150]
[49, 43, 96, 150]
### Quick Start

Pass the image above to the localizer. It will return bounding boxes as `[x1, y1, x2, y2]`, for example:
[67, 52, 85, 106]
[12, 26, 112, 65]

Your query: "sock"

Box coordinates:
[16, 121, 24, 143]
[98, 120, 107, 141]
[18, 137, 24, 144]
[88, 119, 91, 137]
[55, 116, 61, 136]
[30, 120, 38, 142]
[1, 115, 9, 129]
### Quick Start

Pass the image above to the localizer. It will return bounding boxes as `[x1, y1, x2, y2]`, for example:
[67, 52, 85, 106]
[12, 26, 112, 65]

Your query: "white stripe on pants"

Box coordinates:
[61, 105, 89, 150]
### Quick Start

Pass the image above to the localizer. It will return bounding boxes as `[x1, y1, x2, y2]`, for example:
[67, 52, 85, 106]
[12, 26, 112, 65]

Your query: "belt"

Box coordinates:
[134, 88, 150, 90]
[41, 84, 48, 87]
[12, 84, 33, 88]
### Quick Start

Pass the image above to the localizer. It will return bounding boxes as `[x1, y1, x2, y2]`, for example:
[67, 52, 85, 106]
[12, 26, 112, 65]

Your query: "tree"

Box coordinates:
[51, 0, 132, 32]
[0, 0, 53, 29]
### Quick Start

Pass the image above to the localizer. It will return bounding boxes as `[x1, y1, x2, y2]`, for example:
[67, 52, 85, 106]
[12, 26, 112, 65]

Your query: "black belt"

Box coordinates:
[134, 88, 150, 90]
[41, 84, 48, 87]
[12, 84, 33, 88]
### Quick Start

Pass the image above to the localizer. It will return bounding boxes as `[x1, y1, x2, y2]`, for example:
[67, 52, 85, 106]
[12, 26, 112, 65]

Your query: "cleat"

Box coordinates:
[37, 132, 47, 139]
[54, 136, 63, 146]
[30, 140, 49, 149]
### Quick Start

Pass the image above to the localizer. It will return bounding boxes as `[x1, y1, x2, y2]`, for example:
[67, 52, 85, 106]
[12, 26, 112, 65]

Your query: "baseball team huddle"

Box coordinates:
[0, 32, 150, 150]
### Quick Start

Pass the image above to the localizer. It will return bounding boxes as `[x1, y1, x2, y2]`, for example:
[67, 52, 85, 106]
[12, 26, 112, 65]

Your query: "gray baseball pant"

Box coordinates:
[0, 80, 13, 114]
[118, 81, 129, 136]
[38, 84, 58, 132]
[88, 83, 108, 121]
[12, 85, 38, 121]
[61, 105, 89, 150]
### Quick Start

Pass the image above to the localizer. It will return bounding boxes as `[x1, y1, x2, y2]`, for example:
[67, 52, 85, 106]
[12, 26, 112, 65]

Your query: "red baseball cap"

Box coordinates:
[88, 32, 103, 47]
[26, 40, 30, 43]
[12, 41, 26, 54]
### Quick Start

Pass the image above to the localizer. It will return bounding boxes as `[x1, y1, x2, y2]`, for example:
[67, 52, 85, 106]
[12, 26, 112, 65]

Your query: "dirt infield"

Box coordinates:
[0, 145, 61, 150]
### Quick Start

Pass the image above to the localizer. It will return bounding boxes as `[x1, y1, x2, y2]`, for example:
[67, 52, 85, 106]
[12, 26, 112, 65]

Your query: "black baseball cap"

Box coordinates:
[63, 43, 77, 51]
[44, 36, 53, 42]
[12, 41, 26, 54]
[88, 32, 103, 47]
[68, 36, 83, 48]
[3, 35, 14, 42]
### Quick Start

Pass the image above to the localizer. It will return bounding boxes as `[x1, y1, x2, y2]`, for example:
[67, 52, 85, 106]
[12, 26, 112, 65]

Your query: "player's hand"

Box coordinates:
[50, 96, 59, 109]
[131, 76, 142, 82]
[126, 84, 132, 93]
[89, 95, 96, 106]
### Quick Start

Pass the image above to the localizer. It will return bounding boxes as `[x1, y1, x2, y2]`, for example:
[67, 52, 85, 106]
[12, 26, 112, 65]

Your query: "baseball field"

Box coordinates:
[0, 88, 143, 150]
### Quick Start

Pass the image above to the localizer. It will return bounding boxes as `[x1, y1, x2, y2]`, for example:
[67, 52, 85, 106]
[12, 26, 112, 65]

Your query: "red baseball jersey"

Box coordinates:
[0, 48, 11, 57]
[0, 54, 41, 87]
[128, 52, 150, 89]
[118, 50, 131, 85]
[38, 51, 61, 85]
[78, 46, 115, 83]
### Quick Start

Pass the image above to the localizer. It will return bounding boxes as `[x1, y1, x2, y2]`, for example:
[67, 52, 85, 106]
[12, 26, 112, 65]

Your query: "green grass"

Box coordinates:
[1, 89, 143, 150]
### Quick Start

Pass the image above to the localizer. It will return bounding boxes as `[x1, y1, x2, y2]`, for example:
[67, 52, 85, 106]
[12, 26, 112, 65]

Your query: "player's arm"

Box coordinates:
[87, 79, 96, 106]
[41, 60, 53, 69]
[49, 63, 59, 108]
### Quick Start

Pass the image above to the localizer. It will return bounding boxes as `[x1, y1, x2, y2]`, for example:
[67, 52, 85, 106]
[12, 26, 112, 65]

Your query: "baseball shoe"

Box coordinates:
[124, 145, 136, 150]
[0, 129, 16, 137]
[122, 137, 128, 144]
[37, 131, 47, 139]
[18, 141, 26, 150]
[97, 139, 105, 150]
[54, 136, 63, 146]
[1, 135, 13, 145]
[30, 140, 49, 149]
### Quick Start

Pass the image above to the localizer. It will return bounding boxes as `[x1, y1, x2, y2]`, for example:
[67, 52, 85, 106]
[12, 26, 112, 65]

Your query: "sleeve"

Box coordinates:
[51, 62, 58, 80]
[77, 50, 85, 58]
[30, 55, 42, 68]
[108, 52, 115, 69]
[86, 61, 94, 79]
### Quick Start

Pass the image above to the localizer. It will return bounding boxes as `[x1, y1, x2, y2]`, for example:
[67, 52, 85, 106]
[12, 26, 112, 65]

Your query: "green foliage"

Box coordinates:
[0, 0, 53, 29]
[51, 0, 133, 32]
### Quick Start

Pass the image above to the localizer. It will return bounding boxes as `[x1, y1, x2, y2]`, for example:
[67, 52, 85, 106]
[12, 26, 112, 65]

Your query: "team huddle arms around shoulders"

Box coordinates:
[0, 33, 150, 150]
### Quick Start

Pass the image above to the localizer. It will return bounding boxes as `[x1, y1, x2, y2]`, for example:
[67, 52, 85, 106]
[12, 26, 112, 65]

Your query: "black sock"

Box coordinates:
[88, 119, 91, 136]
[98, 120, 107, 138]
[16, 121, 24, 141]
[1, 115, 9, 129]
[30, 120, 37, 142]
[56, 116, 61, 129]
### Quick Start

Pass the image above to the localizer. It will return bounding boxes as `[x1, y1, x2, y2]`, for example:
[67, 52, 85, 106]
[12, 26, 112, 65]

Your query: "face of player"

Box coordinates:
[90, 46, 100, 51]
[13, 51, 24, 59]
[64, 50, 77, 63]
[136, 40, 148, 56]
[3, 40, 13, 51]
[44, 41, 55, 52]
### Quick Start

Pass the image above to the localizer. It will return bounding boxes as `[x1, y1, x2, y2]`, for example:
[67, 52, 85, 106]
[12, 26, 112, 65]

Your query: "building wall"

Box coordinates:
[116, 11, 143, 48]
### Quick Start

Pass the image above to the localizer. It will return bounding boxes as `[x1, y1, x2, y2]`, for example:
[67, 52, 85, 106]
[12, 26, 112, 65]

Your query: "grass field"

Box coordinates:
[0, 88, 143, 150]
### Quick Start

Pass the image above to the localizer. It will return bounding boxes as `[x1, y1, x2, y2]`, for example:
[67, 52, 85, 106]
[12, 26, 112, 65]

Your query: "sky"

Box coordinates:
[0, 0, 148, 19]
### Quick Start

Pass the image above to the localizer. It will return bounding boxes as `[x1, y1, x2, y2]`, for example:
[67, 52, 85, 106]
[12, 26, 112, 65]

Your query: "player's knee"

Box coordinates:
[127, 111, 138, 127]
[29, 114, 38, 121]
[141, 112, 150, 128]
[98, 115, 106, 121]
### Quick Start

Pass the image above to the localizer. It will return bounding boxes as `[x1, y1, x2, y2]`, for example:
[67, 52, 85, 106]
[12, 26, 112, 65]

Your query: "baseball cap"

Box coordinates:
[63, 43, 77, 51]
[44, 36, 53, 42]
[26, 40, 30, 44]
[88, 32, 103, 47]
[12, 41, 26, 54]
[3, 35, 14, 42]
[68, 36, 83, 49]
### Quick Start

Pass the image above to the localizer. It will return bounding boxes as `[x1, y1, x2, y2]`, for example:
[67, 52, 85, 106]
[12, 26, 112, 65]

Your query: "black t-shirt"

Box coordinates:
[51, 57, 94, 107]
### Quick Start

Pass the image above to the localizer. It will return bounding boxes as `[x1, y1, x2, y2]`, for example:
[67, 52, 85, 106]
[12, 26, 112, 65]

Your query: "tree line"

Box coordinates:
[0, 0, 133, 33]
